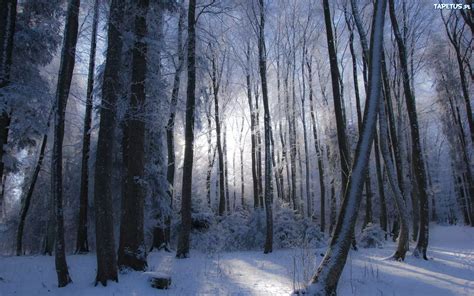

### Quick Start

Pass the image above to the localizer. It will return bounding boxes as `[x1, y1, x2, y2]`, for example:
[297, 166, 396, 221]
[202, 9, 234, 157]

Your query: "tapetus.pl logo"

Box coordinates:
[433, 3, 472, 9]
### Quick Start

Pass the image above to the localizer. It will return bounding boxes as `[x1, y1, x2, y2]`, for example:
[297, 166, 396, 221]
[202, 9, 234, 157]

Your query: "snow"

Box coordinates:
[0, 225, 473, 295]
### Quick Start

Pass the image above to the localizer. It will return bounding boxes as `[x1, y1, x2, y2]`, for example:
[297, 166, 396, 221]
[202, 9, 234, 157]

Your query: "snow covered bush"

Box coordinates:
[358, 223, 386, 248]
[189, 207, 326, 253]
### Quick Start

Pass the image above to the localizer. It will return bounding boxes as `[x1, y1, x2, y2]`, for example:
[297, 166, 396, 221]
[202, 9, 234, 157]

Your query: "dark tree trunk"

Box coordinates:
[210, 49, 226, 216]
[93, 0, 124, 285]
[255, 93, 264, 208]
[239, 116, 245, 208]
[176, 0, 196, 258]
[345, 3, 375, 231]
[16, 117, 51, 256]
[374, 132, 388, 234]
[301, 44, 312, 218]
[381, 52, 404, 194]
[224, 124, 230, 212]
[151, 3, 185, 251]
[117, 0, 149, 271]
[442, 11, 474, 145]
[307, 56, 326, 232]
[302, 1, 386, 293]
[0, 0, 17, 212]
[379, 83, 409, 261]
[51, 0, 81, 287]
[323, 0, 351, 192]
[389, 0, 429, 259]
[246, 44, 260, 209]
[205, 97, 216, 208]
[258, 0, 273, 254]
[76, 0, 99, 255]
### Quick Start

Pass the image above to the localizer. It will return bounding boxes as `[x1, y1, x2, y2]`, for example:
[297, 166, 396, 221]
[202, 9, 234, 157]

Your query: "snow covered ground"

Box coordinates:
[0, 225, 473, 295]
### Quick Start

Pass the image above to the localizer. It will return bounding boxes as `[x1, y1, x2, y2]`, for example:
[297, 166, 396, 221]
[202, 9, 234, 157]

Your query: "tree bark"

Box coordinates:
[239, 116, 245, 208]
[51, 0, 81, 287]
[176, 0, 196, 258]
[16, 115, 51, 256]
[301, 43, 312, 218]
[323, 0, 351, 192]
[210, 48, 226, 216]
[388, 0, 430, 259]
[224, 124, 230, 212]
[442, 11, 474, 145]
[151, 4, 185, 251]
[246, 44, 260, 209]
[76, 0, 99, 254]
[93, 0, 124, 285]
[0, 0, 17, 212]
[302, 1, 386, 293]
[258, 0, 273, 254]
[117, 0, 149, 271]
[379, 84, 409, 261]
[307, 56, 326, 232]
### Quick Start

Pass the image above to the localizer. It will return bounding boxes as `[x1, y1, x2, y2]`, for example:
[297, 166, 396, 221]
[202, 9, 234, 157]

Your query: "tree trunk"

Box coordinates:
[176, 0, 196, 258]
[442, 11, 474, 145]
[258, 0, 273, 254]
[0, 0, 17, 212]
[301, 45, 312, 218]
[239, 116, 245, 208]
[323, 0, 351, 192]
[224, 124, 230, 213]
[151, 4, 185, 251]
[388, 0, 429, 259]
[76, 0, 99, 254]
[93, 0, 124, 285]
[302, 1, 386, 293]
[307, 56, 326, 232]
[51, 0, 81, 287]
[117, 0, 149, 271]
[379, 83, 409, 261]
[246, 44, 260, 209]
[374, 132, 388, 234]
[381, 52, 404, 195]
[211, 50, 226, 216]
[16, 116, 51, 256]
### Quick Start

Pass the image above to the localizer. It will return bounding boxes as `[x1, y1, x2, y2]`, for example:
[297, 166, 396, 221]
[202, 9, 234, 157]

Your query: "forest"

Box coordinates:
[0, 0, 473, 295]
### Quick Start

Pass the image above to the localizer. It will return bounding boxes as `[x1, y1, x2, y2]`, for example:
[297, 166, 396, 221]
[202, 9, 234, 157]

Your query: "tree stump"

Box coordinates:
[148, 272, 171, 289]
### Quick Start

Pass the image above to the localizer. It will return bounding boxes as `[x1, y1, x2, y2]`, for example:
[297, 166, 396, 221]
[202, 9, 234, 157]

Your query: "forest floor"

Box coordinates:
[0, 225, 473, 295]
